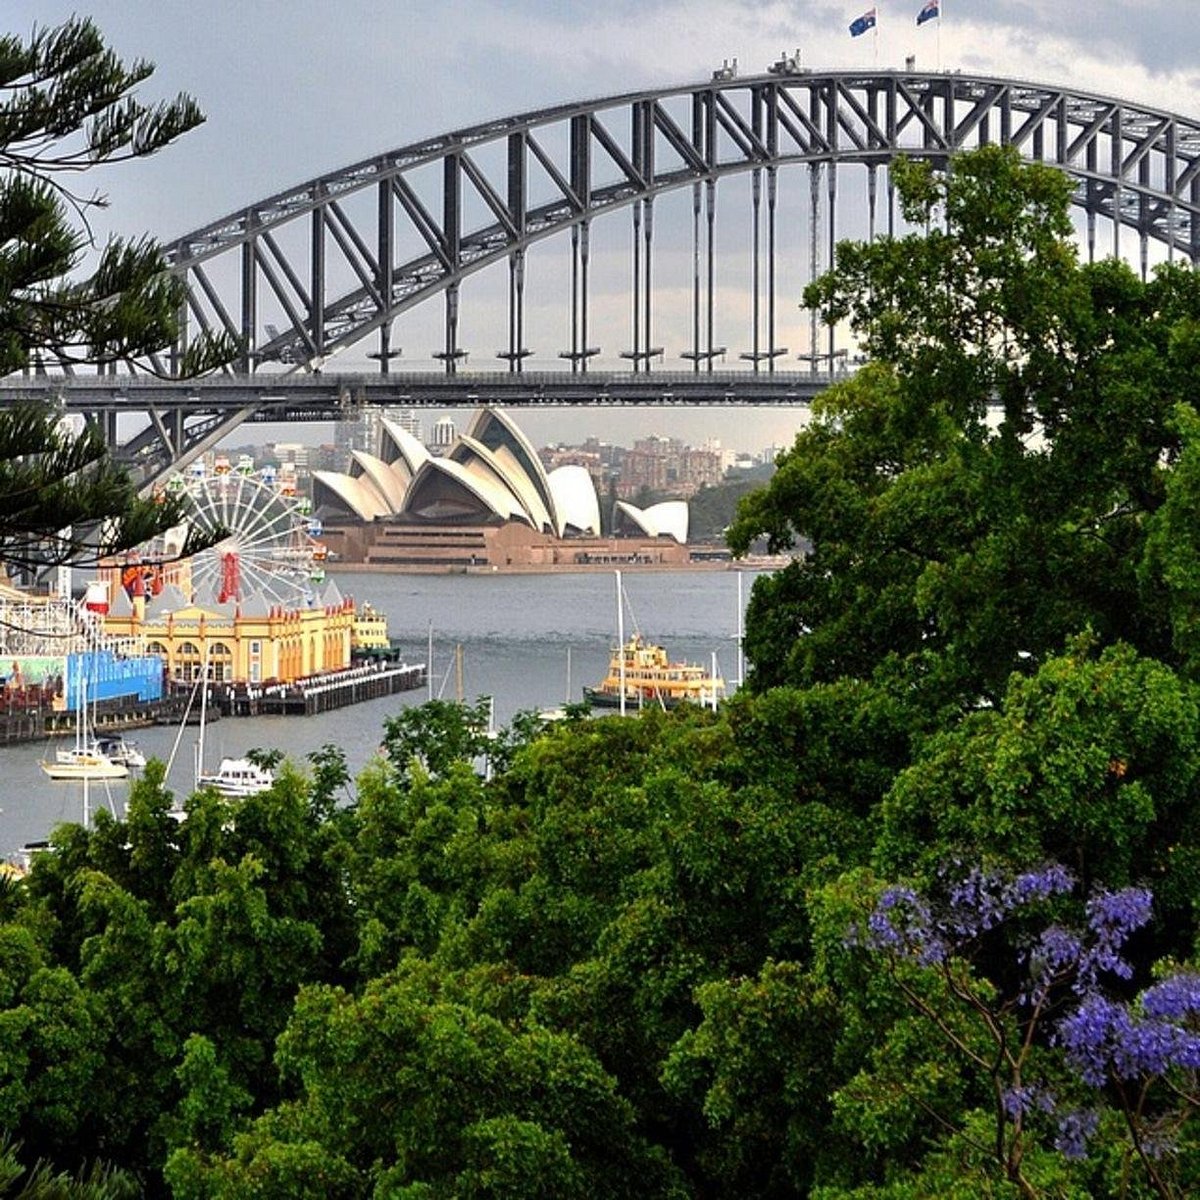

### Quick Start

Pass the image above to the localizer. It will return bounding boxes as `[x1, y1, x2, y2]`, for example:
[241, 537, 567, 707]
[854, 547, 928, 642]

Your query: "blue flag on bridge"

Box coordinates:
[849, 8, 876, 37]
[917, 0, 940, 25]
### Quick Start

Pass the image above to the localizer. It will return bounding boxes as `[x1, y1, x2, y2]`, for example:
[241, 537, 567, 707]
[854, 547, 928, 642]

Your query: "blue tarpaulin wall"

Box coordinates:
[65, 651, 164, 709]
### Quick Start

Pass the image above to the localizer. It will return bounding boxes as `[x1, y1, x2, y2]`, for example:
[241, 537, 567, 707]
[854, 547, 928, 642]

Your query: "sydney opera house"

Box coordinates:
[313, 408, 692, 570]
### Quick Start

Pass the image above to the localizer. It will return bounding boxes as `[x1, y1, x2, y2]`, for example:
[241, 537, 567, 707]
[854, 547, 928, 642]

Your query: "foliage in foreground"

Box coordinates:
[0, 633, 1199, 1199]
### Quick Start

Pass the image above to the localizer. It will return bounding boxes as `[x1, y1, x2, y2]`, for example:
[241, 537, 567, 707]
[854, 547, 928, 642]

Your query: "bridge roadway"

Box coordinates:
[0, 370, 835, 420]
[0, 370, 837, 485]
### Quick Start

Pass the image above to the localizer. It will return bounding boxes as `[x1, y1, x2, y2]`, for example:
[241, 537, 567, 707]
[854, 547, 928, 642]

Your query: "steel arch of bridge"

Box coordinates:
[162, 68, 1200, 379]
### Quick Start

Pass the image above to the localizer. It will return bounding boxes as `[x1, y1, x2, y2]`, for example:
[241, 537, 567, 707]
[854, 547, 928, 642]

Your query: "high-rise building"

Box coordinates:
[385, 408, 423, 443]
[333, 408, 383, 470]
[431, 416, 456, 453]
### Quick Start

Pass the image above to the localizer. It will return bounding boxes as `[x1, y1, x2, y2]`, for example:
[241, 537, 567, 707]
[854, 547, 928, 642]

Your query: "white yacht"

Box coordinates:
[93, 735, 147, 769]
[196, 758, 274, 798]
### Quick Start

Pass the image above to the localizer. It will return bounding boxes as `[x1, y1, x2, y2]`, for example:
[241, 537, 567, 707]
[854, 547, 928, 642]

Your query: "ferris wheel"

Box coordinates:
[176, 468, 326, 608]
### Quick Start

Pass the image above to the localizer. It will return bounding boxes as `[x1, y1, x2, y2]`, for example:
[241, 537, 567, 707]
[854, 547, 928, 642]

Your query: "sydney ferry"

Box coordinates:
[583, 635, 724, 710]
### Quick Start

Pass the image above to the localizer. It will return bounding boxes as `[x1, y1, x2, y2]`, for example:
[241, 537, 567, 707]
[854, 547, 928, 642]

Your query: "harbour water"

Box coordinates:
[0, 569, 758, 854]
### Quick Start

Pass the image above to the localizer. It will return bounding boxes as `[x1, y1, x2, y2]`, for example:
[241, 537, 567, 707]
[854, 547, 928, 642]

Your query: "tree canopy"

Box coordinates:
[729, 146, 1200, 707]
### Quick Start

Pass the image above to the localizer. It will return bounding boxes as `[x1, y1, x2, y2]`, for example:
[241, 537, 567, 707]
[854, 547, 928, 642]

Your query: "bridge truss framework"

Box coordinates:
[7, 67, 1200, 481]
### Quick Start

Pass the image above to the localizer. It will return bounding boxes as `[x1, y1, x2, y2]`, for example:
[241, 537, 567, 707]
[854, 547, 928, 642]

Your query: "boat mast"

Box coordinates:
[616, 570, 626, 716]
[74, 662, 83, 755]
[195, 643, 210, 790]
[80, 673, 89, 827]
[736, 570, 745, 690]
[427, 620, 434, 702]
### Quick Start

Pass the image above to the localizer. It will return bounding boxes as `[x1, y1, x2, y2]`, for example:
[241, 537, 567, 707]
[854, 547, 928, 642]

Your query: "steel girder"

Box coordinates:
[161, 69, 1200, 376]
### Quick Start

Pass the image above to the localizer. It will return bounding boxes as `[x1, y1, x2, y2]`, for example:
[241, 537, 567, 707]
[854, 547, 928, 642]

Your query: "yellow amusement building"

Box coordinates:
[99, 574, 357, 685]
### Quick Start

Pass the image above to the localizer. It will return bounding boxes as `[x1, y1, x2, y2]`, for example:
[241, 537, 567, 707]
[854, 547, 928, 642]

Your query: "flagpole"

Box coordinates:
[938, 0, 943, 71]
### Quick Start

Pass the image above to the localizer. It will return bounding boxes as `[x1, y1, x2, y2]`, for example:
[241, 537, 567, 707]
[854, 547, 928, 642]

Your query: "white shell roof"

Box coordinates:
[350, 451, 408, 512]
[466, 409, 557, 528]
[614, 499, 689, 544]
[312, 471, 391, 521]
[307, 408, 605, 538]
[548, 465, 601, 536]
[380, 419, 430, 481]
[449, 435, 555, 533]
[403, 456, 532, 524]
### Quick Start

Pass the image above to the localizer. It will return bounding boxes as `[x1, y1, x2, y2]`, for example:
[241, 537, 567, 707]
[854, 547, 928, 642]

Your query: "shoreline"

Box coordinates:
[328, 557, 789, 577]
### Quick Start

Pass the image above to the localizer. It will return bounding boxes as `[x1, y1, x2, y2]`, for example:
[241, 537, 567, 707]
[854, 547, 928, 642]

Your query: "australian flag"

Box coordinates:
[917, 0, 939, 25]
[849, 8, 877, 36]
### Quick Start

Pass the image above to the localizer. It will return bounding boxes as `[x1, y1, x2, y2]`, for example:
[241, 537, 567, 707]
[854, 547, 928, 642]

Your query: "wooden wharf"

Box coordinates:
[213, 660, 426, 718]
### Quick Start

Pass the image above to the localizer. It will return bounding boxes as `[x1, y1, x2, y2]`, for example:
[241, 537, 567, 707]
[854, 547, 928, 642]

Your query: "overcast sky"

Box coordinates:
[8, 1, 1197, 452]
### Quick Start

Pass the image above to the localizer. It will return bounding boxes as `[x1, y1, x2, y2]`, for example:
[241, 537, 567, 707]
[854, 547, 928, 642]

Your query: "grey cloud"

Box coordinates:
[967, 1, 1199, 79]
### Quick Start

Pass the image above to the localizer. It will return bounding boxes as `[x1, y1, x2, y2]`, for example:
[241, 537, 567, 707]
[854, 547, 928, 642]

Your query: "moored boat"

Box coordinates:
[196, 757, 274, 798]
[351, 601, 403, 661]
[93, 735, 147, 769]
[41, 748, 129, 781]
[39, 675, 130, 781]
[583, 635, 724, 710]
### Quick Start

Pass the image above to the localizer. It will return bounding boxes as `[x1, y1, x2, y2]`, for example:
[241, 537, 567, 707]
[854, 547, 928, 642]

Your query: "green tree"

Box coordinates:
[0, 17, 233, 571]
[381, 698, 495, 786]
[729, 146, 1200, 703]
[173, 965, 687, 1198]
[0, 1135, 138, 1198]
[663, 960, 841, 1196]
[875, 638, 1200, 923]
[0, 17, 226, 376]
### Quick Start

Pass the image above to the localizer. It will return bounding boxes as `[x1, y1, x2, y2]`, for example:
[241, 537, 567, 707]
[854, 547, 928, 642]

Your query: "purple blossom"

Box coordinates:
[945, 867, 1008, 936]
[1054, 1109, 1099, 1160]
[940, 864, 1074, 942]
[1080, 888, 1153, 984]
[864, 886, 947, 963]
[1058, 986, 1200, 1084]
[1002, 1084, 1056, 1120]
[1029, 926, 1083, 983]
[1007, 864, 1075, 907]
[1058, 995, 1131, 1086]
[1141, 974, 1200, 1021]
[858, 864, 1199, 1180]
[1086, 888, 1153, 939]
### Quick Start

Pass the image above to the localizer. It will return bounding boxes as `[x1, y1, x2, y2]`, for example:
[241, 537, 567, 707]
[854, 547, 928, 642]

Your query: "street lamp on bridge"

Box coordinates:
[796, 349, 849, 375]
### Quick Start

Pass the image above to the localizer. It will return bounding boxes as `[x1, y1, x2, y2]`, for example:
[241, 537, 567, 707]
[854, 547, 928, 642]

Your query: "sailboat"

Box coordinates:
[40, 674, 129, 781]
[191, 654, 273, 798]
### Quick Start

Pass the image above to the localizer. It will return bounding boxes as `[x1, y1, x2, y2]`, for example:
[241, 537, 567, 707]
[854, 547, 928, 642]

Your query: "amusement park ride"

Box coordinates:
[126, 456, 329, 611]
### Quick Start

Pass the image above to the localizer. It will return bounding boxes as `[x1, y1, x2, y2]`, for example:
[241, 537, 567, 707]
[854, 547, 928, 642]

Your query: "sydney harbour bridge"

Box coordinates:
[4, 62, 1200, 485]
